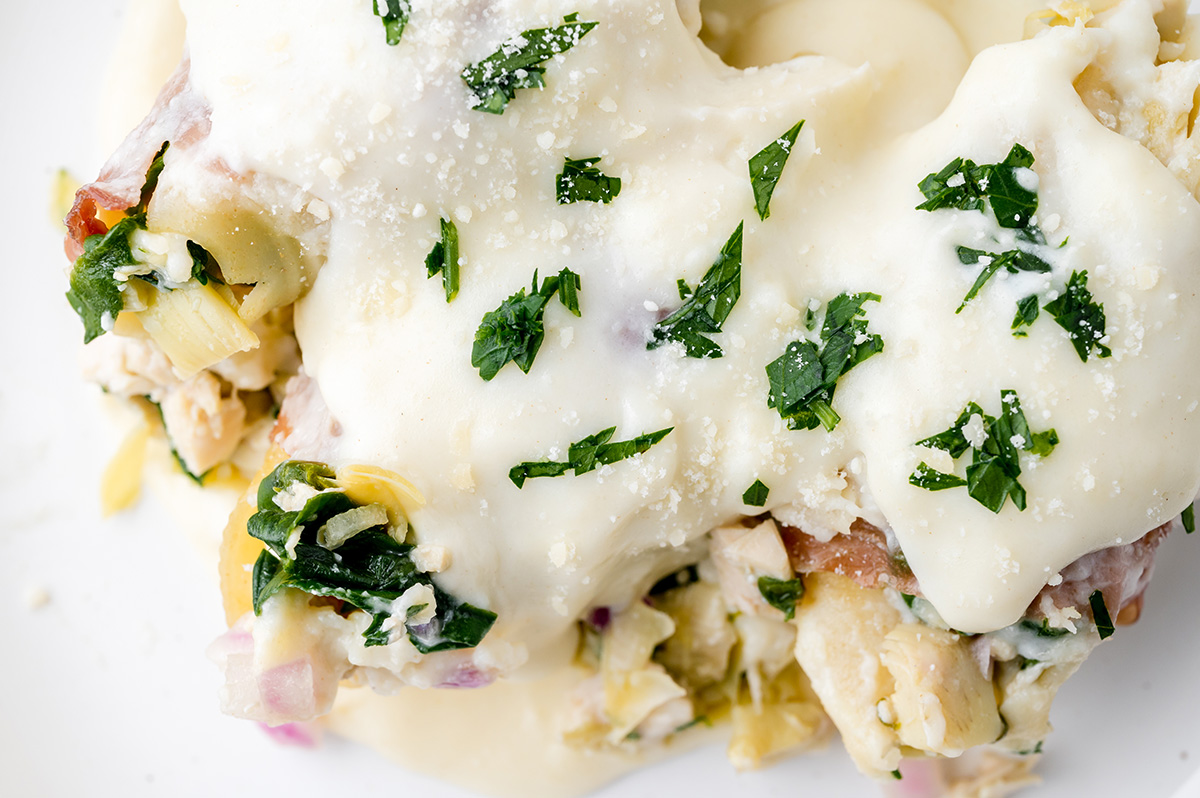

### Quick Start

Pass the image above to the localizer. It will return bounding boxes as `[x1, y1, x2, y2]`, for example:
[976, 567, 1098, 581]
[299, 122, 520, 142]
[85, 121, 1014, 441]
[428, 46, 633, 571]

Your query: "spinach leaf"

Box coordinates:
[648, 223, 743, 358]
[66, 217, 141, 343]
[1042, 270, 1111, 362]
[509, 426, 673, 488]
[757, 575, 804, 621]
[66, 142, 169, 342]
[742, 479, 770, 507]
[373, 0, 410, 45]
[461, 15, 597, 114]
[556, 156, 621, 204]
[249, 460, 497, 651]
[749, 120, 804, 221]
[765, 292, 883, 432]
[1183, 503, 1195, 534]
[425, 217, 460, 303]
[472, 268, 581, 380]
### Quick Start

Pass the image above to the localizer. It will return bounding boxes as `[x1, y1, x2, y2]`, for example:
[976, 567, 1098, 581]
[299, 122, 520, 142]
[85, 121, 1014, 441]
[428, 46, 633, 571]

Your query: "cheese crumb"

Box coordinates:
[412, 545, 451, 573]
[306, 199, 331, 222]
[319, 157, 346, 180]
[23, 587, 50, 610]
[368, 102, 392, 124]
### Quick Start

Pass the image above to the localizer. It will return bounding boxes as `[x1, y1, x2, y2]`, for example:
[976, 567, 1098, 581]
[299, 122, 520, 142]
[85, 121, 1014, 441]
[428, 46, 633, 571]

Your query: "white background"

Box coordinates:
[2, 1, 1199, 796]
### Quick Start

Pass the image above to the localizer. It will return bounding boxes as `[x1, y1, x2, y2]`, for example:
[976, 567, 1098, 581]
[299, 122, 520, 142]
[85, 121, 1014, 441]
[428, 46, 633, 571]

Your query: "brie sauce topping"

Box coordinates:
[177, 0, 1200, 661]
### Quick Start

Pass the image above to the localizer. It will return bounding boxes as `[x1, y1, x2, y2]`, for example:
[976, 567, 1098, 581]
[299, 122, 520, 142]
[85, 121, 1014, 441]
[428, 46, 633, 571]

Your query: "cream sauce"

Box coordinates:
[175, 0, 1200, 642]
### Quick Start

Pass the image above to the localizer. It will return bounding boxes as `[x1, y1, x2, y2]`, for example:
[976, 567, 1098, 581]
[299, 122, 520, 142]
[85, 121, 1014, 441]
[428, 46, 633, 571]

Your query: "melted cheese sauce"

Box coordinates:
[178, 0, 1200, 644]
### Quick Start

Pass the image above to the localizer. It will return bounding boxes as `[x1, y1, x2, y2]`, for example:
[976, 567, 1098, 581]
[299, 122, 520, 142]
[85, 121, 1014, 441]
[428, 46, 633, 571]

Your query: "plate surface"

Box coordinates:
[2, 2, 1198, 796]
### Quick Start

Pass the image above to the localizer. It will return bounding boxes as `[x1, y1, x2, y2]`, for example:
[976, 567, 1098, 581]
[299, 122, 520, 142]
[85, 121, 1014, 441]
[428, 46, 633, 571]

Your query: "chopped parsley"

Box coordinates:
[1042, 270, 1111, 362]
[749, 120, 804, 221]
[910, 390, 1058, 514]
[1183, 502, 1195, 534]
[509, 425, 673, 488]
[424, 217, 460, 303]
[372, 0, 410, 45]
[954, 245, 1050, 313]
[1020, 618, 1071, 638]
[472, 268, 581, 380]
[556, 156, 621, 204]
[765, 292, 883, 432]
[460, 15, 597, 114]
[1089, 589, 1114, 640]
[65, 142, 169, 343]
[742, 479, 770, 507]
[916, 143, 1038, 229]
[648, 223, 744, 358]
[250, 460, 497, 651]
[757, 575, 804, 620]
[1011, 294, 1041, 336]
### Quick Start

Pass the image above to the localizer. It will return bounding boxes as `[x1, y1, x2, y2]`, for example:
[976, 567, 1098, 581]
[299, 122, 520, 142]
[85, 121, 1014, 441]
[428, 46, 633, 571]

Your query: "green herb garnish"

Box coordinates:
[472, 267, 581, 380]
[917, 143, 1038, 229]
[557, 156, 621, 204]
[1183, 503, 1195, 534]
[757, 575, 804, 621]
[749, 120, 804, 221]
[250, 460, 497, 651]
[765, 292, 883, 432]
[1020, 618, 1071, 638]
[954, 245, 1050, 312]
[424, 217, 460, 303]
[648, 223, 744, 358]
[1042, 270, 1111, 362]
[1089, 589, 1114, 640]
[910, 390, 1058, 513]
[461, 15, 597, 114]
[373, 0, 410, 45]
[1011, 294, 1040, 336]
[509, 425, 673, 488]
[742, 479, 770, 507]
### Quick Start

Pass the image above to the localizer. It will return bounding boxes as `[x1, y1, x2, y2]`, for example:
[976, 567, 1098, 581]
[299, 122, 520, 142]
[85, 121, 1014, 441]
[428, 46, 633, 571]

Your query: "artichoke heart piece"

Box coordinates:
[880, 624, 1004, 757]
[136, 280, 259, 378]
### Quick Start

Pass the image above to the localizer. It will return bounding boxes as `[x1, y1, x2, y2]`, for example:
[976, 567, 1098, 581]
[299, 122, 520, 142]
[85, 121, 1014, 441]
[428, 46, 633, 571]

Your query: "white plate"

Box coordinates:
[2, 2, 1198, 796]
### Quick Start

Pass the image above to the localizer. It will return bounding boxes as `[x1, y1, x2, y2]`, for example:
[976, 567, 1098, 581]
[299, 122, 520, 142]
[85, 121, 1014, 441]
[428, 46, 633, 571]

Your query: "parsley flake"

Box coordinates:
[765, 292, 883, 432]
[424, 217, 460, 303]
[509, 426, 673, 488]
[954, 245, 1050, 312]
[648, 223, 743, 358]
[461, 15, 597, 114]
[1089, 589, 1114, 640]
[910, 390, 1058, 514]
[1012, 294, 1041, 336]
[757, 575, 804, 621]
[1042, 270, 1111, 362]
[749, 120, 804, 221]
[372, 0, 410, 45]
[472, 268, 581, 380]
[917, 144, 1037, 229]
[742, 479, 770, 507]
[557, 156, 621, 204]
